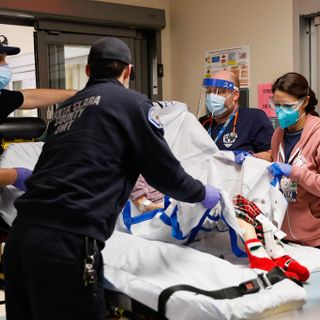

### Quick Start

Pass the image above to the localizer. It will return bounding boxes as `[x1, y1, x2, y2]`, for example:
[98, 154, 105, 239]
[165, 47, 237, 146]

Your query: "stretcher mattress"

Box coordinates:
[102, 231, 308, 320]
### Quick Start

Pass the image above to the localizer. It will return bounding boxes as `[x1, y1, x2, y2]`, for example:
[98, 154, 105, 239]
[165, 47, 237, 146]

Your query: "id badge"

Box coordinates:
[223, 132, 237, 148]
[280, 177, 298, 202]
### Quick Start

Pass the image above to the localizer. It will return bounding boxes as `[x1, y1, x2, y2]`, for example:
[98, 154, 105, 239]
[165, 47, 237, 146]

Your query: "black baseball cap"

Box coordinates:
[88, 37, 132, 65]
[0, 35, 20, 55]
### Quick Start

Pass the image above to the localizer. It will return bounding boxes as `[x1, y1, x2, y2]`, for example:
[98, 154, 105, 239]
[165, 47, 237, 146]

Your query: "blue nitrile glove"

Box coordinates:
[201, 185, 221, 209]
[233, 150, 253, 165]
[268, 162, 292, 178]
[13, 167, 32, 192]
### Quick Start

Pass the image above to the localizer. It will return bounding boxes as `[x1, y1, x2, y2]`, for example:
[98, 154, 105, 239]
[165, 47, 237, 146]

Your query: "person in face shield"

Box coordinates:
[259, 72, 320, 248]
[199, 70, 274, 154]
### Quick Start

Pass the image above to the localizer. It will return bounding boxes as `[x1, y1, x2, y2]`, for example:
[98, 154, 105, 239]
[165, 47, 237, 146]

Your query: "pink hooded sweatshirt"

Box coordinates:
[271, 114, 320, 246]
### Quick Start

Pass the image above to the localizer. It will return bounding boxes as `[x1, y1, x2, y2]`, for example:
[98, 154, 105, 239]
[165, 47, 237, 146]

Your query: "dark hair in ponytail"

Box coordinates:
[272, 72, 319, 116]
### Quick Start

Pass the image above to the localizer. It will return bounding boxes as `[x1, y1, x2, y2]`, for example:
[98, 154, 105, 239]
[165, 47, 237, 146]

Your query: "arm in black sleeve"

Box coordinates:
[0, 90, 24, 121]
[125, 101, 205, 203]
[251, 110, 274, 153]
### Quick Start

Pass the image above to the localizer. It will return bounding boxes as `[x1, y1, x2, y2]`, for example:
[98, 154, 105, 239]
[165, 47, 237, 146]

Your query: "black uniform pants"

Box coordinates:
[3, 223, 106, 320]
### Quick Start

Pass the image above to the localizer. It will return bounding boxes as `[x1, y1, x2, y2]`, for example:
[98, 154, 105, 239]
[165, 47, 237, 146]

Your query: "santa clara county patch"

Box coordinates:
[148, 107, 163, 129]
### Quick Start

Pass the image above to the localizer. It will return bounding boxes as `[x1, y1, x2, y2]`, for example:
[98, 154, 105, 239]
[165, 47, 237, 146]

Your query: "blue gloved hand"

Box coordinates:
[233, 150, 253, 165]
[201, 185, 221, 209]
[13, 167, 32, 192]
[268, 162, 292, 178]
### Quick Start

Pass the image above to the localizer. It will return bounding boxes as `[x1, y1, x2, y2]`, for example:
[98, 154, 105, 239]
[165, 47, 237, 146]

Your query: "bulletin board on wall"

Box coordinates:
[204, 45, 250, 88]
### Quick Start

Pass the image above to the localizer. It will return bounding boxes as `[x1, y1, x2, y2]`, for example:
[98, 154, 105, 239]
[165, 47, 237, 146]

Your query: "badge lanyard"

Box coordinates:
[278, 143, 301, 165]
[207, 111, 239, 143]
[278, 144, 301, 203]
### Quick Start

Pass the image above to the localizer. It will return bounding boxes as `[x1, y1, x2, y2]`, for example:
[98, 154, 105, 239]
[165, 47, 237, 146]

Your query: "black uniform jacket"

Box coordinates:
[15, 78, 205, 243]
[0, 89, 24, 121]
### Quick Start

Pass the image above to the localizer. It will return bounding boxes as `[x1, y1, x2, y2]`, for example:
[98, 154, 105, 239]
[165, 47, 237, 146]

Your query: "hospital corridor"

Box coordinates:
[1, 0, 320, 319]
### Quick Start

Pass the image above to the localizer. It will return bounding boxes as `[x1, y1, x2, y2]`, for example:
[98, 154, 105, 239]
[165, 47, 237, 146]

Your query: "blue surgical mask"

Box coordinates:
[205, 93, 227, 116]
[0, 64, 12, 90]
[276, 107, 299, 128]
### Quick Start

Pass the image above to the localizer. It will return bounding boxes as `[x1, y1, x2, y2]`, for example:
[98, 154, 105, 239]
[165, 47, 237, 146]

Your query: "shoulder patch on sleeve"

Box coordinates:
[148, 106, 163, 129]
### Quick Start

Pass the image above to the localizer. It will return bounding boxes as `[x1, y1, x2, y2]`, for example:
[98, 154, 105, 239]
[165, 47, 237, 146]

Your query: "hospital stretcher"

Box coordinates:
[100, 102, 320, 320]
[100, 193, 320, 320]
[0, 112, 320, 319]
[101, 230, 320, 320]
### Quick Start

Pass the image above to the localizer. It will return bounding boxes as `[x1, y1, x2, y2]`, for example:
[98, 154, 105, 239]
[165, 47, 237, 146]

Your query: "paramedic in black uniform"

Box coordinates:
[0, 35, 76, 191]
[4, 37, 221, 320]
[200, 69, 274, 154]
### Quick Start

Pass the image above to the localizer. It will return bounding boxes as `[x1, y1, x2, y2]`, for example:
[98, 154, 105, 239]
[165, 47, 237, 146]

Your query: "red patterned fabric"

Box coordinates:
[232, 194, 264, 243]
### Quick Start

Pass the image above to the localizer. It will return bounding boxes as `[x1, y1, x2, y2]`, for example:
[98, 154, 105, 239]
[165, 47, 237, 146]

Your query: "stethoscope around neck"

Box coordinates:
[204, 109, 239, 143]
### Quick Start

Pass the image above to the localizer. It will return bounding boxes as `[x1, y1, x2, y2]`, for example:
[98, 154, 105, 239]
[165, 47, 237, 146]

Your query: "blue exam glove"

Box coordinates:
[268, 162, 292, 178]
[233, 151, 253, 165]
[201, 185, 221, 209]
[13, 167, 32, 192]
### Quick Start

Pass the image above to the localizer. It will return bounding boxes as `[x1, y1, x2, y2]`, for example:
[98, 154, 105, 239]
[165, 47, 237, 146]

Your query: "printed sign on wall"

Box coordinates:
[257, 83, 275, 117]
[204, 45, 250, 88]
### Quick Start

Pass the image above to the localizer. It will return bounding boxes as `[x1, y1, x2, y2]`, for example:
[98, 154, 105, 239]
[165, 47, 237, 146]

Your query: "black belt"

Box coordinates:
[158, 267, 301, 320]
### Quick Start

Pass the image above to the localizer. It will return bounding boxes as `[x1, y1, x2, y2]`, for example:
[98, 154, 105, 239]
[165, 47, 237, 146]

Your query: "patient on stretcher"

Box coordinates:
[130, 175, 309, 282]
[130, 175, 164, 212]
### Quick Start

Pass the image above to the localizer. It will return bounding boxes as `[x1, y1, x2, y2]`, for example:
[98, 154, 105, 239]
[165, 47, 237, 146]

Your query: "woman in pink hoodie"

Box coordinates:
[265, 72, 320, 248]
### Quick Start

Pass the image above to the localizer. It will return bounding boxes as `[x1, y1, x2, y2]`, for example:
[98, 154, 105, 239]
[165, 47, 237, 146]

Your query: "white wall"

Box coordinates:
[0, 24, 34, 54]
[169, 0, 294, 113]
[100, 0, 295, 113]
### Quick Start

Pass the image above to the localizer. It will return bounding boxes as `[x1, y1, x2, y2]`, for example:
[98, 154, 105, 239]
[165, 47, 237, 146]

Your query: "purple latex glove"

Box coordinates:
[233, 151, 253, 165]
[13, 167, 32, 192]
[268, 162, 292, 178]
[201, 185, 221, 209]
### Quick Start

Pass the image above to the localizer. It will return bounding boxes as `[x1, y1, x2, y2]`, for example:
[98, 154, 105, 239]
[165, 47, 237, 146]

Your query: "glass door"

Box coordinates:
[34, 30, 141, 121]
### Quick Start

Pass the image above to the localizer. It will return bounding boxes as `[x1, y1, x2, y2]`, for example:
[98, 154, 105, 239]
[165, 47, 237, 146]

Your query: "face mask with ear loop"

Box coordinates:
[0, 63, 12, 90]
[205, 91, 235, 116]
[197, 78, 237, 119]
[270, 97, 306, 129]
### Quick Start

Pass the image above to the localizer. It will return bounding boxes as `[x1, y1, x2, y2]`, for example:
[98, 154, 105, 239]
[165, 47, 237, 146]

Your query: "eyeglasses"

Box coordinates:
[268, 97, 305, 110]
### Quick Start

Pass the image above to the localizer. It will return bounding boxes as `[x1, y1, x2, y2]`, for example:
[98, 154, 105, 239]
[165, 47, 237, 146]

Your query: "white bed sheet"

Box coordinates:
[102, 231, 307, 320]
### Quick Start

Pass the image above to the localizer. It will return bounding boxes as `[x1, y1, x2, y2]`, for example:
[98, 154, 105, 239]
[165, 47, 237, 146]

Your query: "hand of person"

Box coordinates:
[144, 202, 164, 212]
[268, 162, 292, 178]
[201, 185, 221, 209]
[13, 167, 32, 192]
[133, 196, 164, 213]
[254, 151, 272, 162]
[233, 150, 253, 165]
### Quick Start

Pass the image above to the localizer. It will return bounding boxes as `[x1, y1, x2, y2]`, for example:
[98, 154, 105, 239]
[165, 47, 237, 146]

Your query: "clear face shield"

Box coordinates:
[197, 78, 236, 119]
